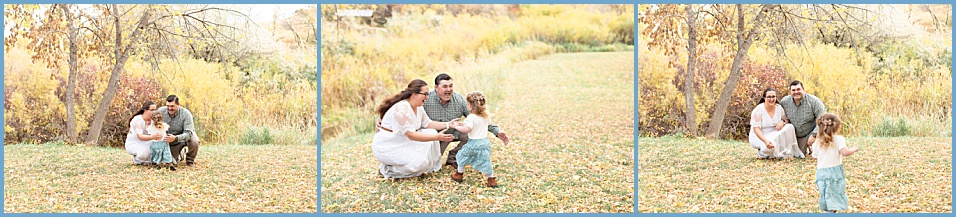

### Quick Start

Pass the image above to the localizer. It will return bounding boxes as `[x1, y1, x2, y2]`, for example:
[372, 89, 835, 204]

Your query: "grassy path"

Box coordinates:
[638, 137, 952, 213]
[321, 52, 635, 212]
[4, 144, 317, 212]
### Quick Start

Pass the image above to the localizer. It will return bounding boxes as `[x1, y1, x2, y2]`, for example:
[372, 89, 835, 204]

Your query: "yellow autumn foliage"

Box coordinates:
[5, 46, 317, 146]
[321, 4, 633, 141]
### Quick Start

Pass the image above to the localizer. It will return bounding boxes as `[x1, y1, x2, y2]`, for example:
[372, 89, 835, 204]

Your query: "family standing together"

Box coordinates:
[124, 95, 201, 170]
[747, 80, 860, 213]
[372, 74, 510, 188]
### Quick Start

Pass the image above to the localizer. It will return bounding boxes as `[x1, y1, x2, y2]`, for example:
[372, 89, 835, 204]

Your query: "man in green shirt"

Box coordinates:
[156, 95, 200, 166]
[780, 80, 826, 156]
[424, 74, 509, 169]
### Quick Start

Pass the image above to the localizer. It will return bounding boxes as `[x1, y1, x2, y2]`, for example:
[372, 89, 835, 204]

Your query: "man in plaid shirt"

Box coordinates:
[780, 80, 826, 156]
[424, 74, 510, 169]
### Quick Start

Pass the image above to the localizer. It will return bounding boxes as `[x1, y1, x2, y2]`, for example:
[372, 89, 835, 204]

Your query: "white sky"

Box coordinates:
[4, 4, 313, 38]
[242, 4, 314, 23]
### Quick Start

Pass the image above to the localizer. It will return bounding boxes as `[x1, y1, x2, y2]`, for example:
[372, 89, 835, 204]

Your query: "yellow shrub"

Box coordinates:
[4, 47, 67, 143]
[637, 42, 683, 136]
[781, 43, 874, 135]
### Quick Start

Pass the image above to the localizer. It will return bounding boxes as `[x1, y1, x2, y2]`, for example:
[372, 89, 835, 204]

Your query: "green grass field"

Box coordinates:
[321, 52, 635, 212]
[638, 136, 952, 213]
[4, 144, 317, 212]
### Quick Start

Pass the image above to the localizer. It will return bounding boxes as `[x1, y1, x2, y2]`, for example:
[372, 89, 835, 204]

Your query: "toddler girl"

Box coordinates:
[450, 91, 502, 188]
[148, 112, 176, 171]
[811, 113, 859, 212]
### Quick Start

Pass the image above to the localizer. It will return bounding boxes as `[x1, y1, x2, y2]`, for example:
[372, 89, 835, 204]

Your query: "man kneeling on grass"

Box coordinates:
[155, 95, 201, 166]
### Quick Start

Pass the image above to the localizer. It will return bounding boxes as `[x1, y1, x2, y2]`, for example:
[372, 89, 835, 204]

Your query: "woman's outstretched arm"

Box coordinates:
[405, 129, 454, 142]
[425, 118, 459, 131]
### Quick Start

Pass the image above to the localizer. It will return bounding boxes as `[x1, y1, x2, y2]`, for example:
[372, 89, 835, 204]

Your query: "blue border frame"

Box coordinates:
[316, 5, 323, 214]
[632, 2, 955, 215]
[1, 5, 5, 213]
[7, 0, 952, 4]
[633, 4, 639, 214]
[1, 3, 323, 215]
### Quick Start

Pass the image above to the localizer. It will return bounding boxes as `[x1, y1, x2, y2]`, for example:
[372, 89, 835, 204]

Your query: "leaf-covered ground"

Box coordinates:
[4, 144, 317, 213]
[638, 136, 952, 213]
[321, 52, 635, 212]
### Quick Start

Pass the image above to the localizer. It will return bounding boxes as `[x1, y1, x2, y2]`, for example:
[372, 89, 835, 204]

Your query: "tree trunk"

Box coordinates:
[59, 4, 79, 143]
[286, 20, 302, 47]
[307, 8, 317, 43]
[923, 5, 941, 32]
[684, 5, 698, 136]
[704, 4, 774, 139]
[85, 5, 152, 146]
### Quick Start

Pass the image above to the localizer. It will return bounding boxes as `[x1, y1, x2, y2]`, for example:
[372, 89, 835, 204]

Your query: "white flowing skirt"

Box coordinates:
[125, 133, 152, 164]
[371, 128, 443, 178]
[749, 124, 804, 158]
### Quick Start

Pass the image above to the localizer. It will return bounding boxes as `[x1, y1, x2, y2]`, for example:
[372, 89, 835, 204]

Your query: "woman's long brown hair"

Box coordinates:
[376, 79, 428, 119]
[128, 101, 156, 128]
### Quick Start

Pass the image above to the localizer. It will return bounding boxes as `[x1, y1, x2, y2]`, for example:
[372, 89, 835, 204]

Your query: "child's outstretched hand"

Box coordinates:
[840, 146, 859, 156]
[448, 118, 461, 128]
[452, 124, 468, 132]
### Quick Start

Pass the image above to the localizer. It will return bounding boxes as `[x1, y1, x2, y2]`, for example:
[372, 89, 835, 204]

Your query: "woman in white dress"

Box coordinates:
[373, 79, 457, 178]
[749, 88, 804, 159]
[125, 101, 163, 164]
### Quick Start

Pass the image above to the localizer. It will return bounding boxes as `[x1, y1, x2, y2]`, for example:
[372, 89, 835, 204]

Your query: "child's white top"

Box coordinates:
[146, 123, 170, 142]
[811, 135, 847, 169]
[463, 114, 489, 139]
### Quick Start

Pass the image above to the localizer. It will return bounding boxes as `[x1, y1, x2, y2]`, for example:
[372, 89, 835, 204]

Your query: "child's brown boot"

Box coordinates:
[451, 171, 464, 183]
[486, 177, 498, 188]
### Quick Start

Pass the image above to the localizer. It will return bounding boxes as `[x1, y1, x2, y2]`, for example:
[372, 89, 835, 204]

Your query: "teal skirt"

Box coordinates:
[816, 164, 849, 211]
[150, 141, 173, 164]
[455, 138, 494, 175]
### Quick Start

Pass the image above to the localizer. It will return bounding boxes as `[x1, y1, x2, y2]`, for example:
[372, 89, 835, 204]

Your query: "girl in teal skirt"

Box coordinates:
[450, 91, 502, 188]
[148, 112, 176, 171]
[810, 113, 858, 212]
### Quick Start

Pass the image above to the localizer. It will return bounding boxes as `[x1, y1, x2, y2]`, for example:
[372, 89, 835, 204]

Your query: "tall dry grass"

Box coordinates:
[321, 4, 634, 141]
